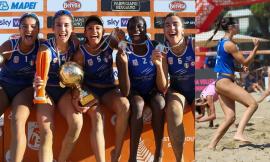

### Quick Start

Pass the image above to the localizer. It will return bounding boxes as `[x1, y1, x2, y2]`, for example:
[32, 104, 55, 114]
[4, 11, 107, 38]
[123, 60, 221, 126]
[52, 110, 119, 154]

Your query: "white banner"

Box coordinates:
[47, 0, 97, 12]
[154, 0, 195, 12]
[102, 16, 151, 29]
[0, 0, 43, 12]
[0, 16, 43, 29]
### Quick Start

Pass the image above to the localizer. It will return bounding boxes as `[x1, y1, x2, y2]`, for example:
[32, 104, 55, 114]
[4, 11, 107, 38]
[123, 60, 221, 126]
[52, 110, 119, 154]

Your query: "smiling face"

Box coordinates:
[84, 21, 103, 48]
[53, 15, 73, 43]
[164, 15, 184, 46]
[19, 17, 39, 46]
[127, 17, 147, 44]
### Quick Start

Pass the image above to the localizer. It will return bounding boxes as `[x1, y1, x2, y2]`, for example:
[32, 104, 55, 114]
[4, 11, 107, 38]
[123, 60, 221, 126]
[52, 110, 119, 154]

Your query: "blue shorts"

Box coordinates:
[170, 85, 194, 105]
[0, 80, 31, 101]
[216, 73, 234, 82]
[46, 86, 68, 104]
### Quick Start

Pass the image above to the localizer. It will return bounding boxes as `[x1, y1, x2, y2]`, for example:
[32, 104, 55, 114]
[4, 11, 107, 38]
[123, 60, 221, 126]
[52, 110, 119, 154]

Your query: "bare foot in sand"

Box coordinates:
[233, 135, 251, 143]
[207, 144, 216, 150]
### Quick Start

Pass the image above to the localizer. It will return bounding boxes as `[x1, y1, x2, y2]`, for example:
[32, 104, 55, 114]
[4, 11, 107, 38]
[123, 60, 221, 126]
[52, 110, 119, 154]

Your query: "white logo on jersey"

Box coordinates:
[168, 57, 173, 65]
[88, 59, 93, 66]
[132, 59, 139, 66]
[191, 61, 195, 66]
[13, 56, 19, 64]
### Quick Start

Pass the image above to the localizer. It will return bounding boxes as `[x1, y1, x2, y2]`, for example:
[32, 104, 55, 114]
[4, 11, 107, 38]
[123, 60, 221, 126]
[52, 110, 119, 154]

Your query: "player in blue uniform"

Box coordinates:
[207, 17, 259, 149]
[0, 13, 41, 162]
[124, 16, 168, 162]
[72, 15, 130, 162]
[163, 13, 195, 162]
[33, 10, 82, 162]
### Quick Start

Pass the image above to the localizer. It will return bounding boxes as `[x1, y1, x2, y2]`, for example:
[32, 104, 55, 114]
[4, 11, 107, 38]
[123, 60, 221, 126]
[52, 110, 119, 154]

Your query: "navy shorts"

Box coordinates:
[46, 86, 68, 104]
[170, 85, 194, 105]
[0, 80, 31, 101]
[216, 73, 235, 82]
[129, 88, 164, 103]
[86, 85, 116, 99]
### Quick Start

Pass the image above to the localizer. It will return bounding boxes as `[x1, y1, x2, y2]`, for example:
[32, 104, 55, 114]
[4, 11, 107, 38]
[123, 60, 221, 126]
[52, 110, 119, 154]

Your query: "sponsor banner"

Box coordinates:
[27, 122, 40, 150]
[0, 0, 43, 12]
[195, 68, 216, 98]
[47, 0, 97, 12]
[102, 16, 151, 29]
[101, 0, 150, 11]
[0, 16, 43, 29]
[154, 0, 195, 13]
[47, 16, 85, 28]
[154, 16, 195, 29]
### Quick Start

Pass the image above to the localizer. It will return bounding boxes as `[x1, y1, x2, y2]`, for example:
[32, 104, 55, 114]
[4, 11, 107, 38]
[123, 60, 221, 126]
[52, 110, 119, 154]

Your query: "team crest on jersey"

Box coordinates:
[132, 59, 139, 66]
[104, 57, 108, 63]
[191, 61, 195, 66]
[61, 56, 66, 62]
[168, 57, 173, 65]
[88, 59, 93, 66]
[30, 60, 34, 66]
[13, 56, 19, 64]
[184, 63, 189, 68]
[53, 58, 58, 63]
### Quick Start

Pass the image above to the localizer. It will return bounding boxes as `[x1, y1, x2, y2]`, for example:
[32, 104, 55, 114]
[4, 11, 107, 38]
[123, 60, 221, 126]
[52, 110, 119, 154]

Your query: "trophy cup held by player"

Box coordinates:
[59, 61, 97, 107]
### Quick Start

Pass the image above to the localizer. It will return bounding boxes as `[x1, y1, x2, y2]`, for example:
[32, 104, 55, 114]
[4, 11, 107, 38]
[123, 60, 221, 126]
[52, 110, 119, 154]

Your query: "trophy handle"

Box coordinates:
[33, 51, 49, 104]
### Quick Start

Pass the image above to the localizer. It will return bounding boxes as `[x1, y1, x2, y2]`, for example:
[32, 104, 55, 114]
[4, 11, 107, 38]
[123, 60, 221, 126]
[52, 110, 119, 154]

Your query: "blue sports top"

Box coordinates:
[42, 38, 76, 87]
[80, 43, 114, 86]
[214, 38, 235, 74]
[0, 38, 39, 85]
[127, 39, 156, 95]
[166, 37, 195, 92]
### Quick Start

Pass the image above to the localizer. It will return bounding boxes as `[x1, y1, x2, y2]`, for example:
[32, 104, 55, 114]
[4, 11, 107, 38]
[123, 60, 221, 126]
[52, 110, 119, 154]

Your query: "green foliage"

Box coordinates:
[250, 3, 270, 17]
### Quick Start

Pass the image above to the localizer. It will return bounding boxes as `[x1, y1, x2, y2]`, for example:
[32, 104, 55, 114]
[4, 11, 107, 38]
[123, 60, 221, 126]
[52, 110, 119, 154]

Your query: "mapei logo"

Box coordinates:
[0, 1, 9, 10]
[11, 1, 38, 10]
[63, 0, 81, 11]
[169, 0, 186, 11]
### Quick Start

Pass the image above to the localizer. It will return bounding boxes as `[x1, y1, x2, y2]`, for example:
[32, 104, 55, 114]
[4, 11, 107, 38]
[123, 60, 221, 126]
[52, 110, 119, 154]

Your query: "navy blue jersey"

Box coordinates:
[127, 39, 156, 95]
[42, 38, 76, 87]
[0, 38, 39, 85]
[166, 37, 195, 92]
[81, 43, 114, 86]
[214, 39, 235, 74]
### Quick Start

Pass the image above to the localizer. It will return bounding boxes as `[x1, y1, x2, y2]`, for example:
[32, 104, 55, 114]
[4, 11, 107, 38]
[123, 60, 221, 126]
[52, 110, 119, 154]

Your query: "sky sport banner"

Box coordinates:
[196, 0, 270, 32]
[101, 0, 150, 11]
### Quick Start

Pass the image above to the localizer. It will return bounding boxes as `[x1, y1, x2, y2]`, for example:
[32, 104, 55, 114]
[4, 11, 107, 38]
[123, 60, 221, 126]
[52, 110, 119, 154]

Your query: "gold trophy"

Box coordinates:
[59, 61, 97, 106]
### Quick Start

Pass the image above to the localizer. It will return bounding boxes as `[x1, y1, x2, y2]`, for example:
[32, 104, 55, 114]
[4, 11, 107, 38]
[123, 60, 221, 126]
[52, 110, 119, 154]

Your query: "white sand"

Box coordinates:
[195, 93, 270, 162]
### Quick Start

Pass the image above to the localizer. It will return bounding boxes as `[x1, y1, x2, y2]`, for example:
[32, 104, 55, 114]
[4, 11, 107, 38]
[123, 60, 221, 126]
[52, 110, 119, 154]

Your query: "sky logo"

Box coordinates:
[0, 1, 9, 10]
[120, 18, 129, 27]
[13, 18, 20, 27]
